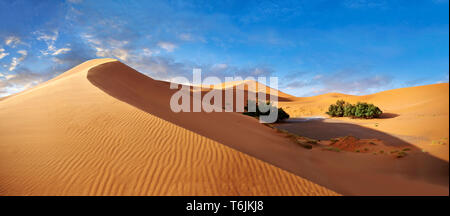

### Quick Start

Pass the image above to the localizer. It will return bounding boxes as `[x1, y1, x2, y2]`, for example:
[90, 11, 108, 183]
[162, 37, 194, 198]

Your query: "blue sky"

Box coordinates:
[0, 0, 448, 97]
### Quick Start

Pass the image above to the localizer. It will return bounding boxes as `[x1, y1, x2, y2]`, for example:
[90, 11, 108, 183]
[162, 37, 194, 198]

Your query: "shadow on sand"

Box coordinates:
[278, 118, 408, 147]
[380, 112, 400, 119]
[87, 61, 449, 195]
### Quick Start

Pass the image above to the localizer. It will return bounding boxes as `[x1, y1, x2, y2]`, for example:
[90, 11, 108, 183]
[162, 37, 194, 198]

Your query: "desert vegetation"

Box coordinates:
[326, 100, 382, 119]
[243, 100, 290, 122]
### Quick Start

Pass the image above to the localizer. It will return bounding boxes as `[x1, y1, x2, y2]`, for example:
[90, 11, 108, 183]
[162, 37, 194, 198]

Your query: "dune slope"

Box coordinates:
[200, 79, 295, 100]
[1, 59, 447, 195]
[279, 83, 449, 161]
[87, 61, 449, 196]
[0, 59, 336, 195]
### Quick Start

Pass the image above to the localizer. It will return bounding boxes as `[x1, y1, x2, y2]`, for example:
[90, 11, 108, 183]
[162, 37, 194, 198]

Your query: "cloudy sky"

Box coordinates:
[0, 0, 448, 97]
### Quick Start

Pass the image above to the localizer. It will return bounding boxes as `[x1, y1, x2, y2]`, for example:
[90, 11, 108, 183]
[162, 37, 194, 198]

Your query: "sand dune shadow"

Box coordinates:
[277, 118, 409, 147]
[86, 61, 449, 195]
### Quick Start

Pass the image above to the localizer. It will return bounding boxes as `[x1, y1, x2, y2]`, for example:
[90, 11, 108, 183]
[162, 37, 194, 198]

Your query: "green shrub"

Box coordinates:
[326, 100, 382, 119]
[243, 100, 290, 122]
[343, 103, 356, 117]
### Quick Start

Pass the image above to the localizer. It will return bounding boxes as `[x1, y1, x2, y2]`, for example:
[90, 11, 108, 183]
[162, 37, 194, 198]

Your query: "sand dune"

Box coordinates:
[0, 59, 447, 195]
[198, 79, 295, 100]
[279, 83, 449, 161]
[0, 59, 336, 195]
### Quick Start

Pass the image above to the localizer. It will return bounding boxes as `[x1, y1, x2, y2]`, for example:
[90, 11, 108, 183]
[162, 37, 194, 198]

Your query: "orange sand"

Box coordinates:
[279, 83, 449, 161]
[0, 59, 336, 195]
[0, 59, 447, 196]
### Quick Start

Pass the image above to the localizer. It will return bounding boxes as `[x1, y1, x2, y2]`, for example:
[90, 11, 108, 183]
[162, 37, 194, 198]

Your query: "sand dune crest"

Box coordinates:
[0, 59, 337, 195]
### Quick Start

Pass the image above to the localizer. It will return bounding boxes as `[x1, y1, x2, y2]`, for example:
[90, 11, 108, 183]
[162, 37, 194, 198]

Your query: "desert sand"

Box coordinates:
[0, 59, 336, 195]
[198, 79, 295, 100]
[278, 83, 449, 161]
[0, 59, 448, 196]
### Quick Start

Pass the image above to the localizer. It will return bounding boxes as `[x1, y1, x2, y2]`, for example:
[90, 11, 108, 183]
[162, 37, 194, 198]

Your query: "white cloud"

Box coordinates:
[0, 68, 53, 97]
[17, 50, 27, 56]
[157, 42, 177, 52]
[436, 74, 449, 84]
[111, 49, 129, 61]
[5, 36, 21, 48]
[9, 58, 19, 71]
[94, 47, 107, 57]
[81, 33, 101, 46]
[0, 73, 15, 80]
[35, 30, 71, 56]
[283, 70, 393, 96]
[36, 31, 58, 43]
[94, 47, 129, 61]
[0, 48, 9, 59]
[5, 74, 16, 80]
[82, 33, 132, 61]
[108, 39, 129, 47]
[142, 48, 159, 56]
[52, 48, 71, 56]
[35, 30, 59, 55]
[9, 58, 20, 71]
[8, 50, 28, 71]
